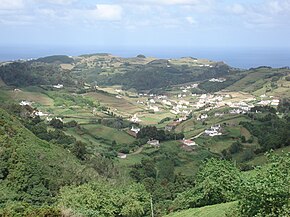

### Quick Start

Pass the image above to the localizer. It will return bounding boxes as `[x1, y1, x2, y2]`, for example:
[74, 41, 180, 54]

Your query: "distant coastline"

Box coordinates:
[0, 46, 289, 69]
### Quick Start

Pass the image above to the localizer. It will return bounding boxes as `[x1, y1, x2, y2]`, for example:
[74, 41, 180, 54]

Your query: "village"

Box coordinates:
[15, 77, 282, 160]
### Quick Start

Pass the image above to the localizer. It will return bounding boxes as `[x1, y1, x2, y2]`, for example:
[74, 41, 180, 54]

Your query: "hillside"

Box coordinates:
[0, 108, 98, 205]
[226, 67, 290, 96]
[0, 54, 235, 91]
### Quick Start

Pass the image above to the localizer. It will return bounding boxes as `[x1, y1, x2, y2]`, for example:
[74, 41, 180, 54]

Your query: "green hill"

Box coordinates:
[165, 201, 237, 217]
[34, 55, 74, 64]
[226, 67, 290, 96]
[0, 108, 98, 206]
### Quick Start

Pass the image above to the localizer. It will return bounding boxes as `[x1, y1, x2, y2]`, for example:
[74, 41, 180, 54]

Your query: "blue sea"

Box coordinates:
[0, 46, 289, 69]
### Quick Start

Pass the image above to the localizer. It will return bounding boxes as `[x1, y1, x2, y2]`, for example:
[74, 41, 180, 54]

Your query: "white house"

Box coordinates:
[149, 99, 156, 104]
[271, 99, 279, 106]
[230, 109, 245, 114]
[204, 125, 222, 137]
[147, 140, 160, 147]
[116, 95, 122, 99]
[130, 114, 141, 123]
[182, 139, 197, 146]
[118, 153, 127, 159]
[197, 114, 208, 120]
[34, 111, 49, 117]
[215, 112, 224, 117]
[19, 100, 31, 106]
[53, 84, 64, 89]
[149, 105, 159, 112]
[131, 126, 140, 134]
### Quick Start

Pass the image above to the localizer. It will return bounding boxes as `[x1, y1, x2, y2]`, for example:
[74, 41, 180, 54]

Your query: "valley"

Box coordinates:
[0, 54, 289, 216]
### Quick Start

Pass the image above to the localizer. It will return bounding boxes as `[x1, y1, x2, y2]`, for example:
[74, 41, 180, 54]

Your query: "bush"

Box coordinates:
[58, 182, 151, 217]
[239, 153, 290, 217]
[173, 158, 241, 210]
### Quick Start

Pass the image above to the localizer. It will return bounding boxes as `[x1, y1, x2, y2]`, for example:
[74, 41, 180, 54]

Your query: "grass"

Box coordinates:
[0, 89, 11, 102]
[165, 201, 238, 217]
[82, 124, 136, 144]
[7, 88, 54, 106]
[86, 92, 142, 115]
[160, 141, 215, 176]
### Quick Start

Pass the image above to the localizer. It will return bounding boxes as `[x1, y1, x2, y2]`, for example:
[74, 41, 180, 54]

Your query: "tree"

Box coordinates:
[72, 141, 87, 160]
[278, 97, 290, 114]
[49, 118, 63, 129]
[229, 141, 242, 154]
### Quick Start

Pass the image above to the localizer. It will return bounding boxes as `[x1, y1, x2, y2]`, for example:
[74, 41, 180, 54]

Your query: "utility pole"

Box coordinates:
[150, 197, 154, 217]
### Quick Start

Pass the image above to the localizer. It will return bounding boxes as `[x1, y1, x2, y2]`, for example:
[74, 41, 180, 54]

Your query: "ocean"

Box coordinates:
[0, 46, 289, 69]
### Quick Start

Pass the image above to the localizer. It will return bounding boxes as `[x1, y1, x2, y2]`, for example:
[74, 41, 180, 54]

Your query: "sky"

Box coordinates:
[0, 0, 290, 52]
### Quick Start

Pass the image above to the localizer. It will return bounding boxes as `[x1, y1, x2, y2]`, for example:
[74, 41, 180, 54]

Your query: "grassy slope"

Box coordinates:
[0, 108, 98, 204]
[82, 124, 135, 144]
[227, 68, 290, 96]
[165, 201, 237, 217]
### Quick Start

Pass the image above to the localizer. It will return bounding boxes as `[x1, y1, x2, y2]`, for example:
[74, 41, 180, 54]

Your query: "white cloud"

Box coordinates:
[34, 0, 75, 5]
[266, 0, 290, 13]
[186, 16, 197, 25]
[0, 0, 24, 10]
[228, 3, 245, 15]
[86, 4, 123, 21]
[122, 0, 202, 5]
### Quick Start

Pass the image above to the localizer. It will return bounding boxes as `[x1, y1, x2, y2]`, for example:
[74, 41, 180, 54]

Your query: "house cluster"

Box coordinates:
[170, 100, 192, 116]
[257, 99, 279, 106]
[136, 94, 169, 112]
[204, 124, 222, 137]
[227, 101, 255, 114]
[193, 94, 226, 110]
[209, 78, 226, 83]
[197, 64, 213, 68]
